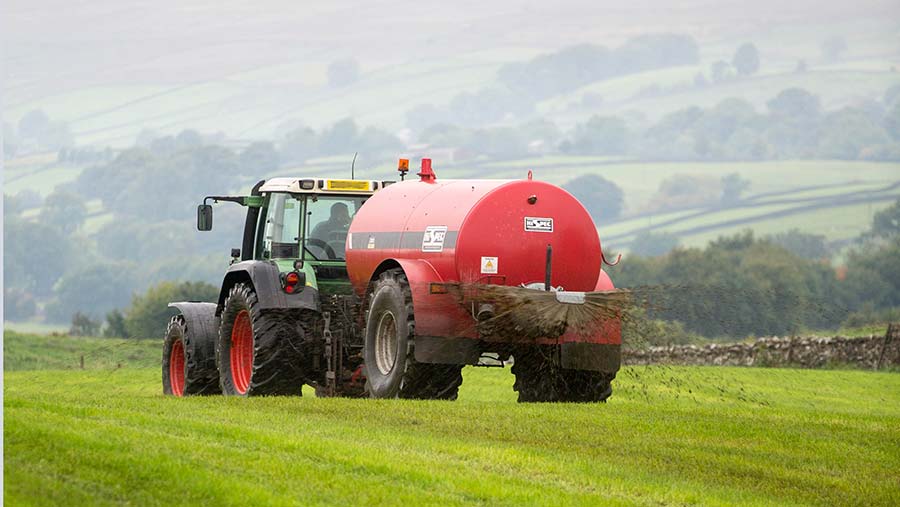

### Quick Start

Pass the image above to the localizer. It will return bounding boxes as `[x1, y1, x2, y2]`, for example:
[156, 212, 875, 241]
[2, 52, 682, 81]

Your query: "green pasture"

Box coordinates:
[4, 331, 899, 506]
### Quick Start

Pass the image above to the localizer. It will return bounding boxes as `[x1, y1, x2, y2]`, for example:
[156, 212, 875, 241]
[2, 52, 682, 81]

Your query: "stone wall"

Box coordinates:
[623, 326, 900, 370]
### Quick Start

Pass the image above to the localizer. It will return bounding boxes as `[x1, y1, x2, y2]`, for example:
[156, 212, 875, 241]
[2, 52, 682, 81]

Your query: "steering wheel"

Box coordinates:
[306, 238, 336, 259]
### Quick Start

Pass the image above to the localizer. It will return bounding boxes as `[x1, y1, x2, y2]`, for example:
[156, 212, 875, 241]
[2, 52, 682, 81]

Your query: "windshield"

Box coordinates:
[305, 195, 367, 260]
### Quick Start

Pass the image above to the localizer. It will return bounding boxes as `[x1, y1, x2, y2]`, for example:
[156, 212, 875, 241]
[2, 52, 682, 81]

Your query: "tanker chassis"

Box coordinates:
[163, 158, 621, 402]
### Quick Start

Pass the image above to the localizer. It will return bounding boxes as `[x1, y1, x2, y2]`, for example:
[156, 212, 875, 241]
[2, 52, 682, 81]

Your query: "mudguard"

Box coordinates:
[559, 269, 621, 373]
[216, 260, 319, 315]
[391, 258, 481, 365]
[167, 302, 219, 366]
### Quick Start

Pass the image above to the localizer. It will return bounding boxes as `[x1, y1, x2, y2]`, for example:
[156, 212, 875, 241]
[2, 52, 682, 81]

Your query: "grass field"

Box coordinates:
[4, 332, 899, 506]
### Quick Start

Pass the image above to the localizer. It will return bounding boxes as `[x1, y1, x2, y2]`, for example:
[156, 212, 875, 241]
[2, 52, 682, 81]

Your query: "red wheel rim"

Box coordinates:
[230, 310, 253, 394]
[169, 338, 185, 397]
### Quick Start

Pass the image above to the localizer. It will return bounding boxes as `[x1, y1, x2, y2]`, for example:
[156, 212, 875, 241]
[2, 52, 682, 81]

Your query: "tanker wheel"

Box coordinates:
[512, 347, 613, 403]
[216, 283, 305, 396]
[162, 315, 221, 396]
[364, 268, 464, 400]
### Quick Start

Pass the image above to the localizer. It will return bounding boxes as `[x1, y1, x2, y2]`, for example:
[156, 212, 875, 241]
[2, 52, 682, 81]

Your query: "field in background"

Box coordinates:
[9, 154, 899, 253]
[5, 2, 899, 144]
[4, 331, 899, 506]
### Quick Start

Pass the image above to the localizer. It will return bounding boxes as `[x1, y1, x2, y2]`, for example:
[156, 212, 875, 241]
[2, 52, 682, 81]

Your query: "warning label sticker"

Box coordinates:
[421, 226, 448, 252]
[367, 235, 376, 249]
[525, 217, 554, 232]
[481, 256, 498, 274]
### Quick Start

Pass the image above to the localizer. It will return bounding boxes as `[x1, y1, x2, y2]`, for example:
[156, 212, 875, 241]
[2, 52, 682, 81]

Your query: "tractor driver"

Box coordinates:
[311, 202, 351, 245]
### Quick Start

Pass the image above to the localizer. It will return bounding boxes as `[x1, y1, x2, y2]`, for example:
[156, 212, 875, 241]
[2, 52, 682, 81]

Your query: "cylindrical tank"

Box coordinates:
[347, 175, 606, 294]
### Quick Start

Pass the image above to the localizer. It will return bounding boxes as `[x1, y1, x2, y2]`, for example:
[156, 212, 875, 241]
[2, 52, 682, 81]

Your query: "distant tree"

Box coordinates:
[69, 312, 101, 337]
[448, 86, 533, 126]
[356, 126, 404, 156]
[103, 309, 129, 338]
[327, 58, 360, 88]
[124, 281, 219, 339]
[3, 215, 70, 296]
[519, 118, 561, 146]
[175, 129, 203, 150]
[871, 198, 900, 239]
[630, 231, 680, 257]
[4, 193, 22, 216]
[40, 122, 74, 150]
[767, 229, 829, 259]
[135, 128, 160, 147]
[463, 127, 528, 159]
[46, 261, 138, 323]
[150, 136, 177, 156]
[767, 88, 822, 120]
[649, 174, 722, 211]
[562, 174, 624, 222]
[39, 190, 87, 235]
[18, 109, 49, 140]
[720, 173, 751, 206]
[695, 98, 757, 147]
[710, 60, 732, 83]
[732, 43, 760, 76]
[820, 36, 847, 62]
[817, 107, 890, 159]
[240, 141, 280, 172]
[280, 125, 318, 163]
[498, 35, 698, 100]
[405, 103, 450, 132]
[318, 118, 359, 155]
[418, 123, 468, 147]
[565, 115, 629, 155]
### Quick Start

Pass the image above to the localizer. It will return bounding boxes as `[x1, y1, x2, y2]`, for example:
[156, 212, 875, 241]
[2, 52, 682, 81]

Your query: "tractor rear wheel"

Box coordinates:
[217, 283, 306, 396]
[162, 315, 221, 396]
[512, 347, 613, 403]
[364, 268, 464, 400]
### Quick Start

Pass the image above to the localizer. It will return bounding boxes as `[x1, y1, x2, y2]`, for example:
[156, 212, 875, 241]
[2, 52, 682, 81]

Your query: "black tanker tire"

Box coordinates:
[162, 315, 221, 396]
[216, 283, 306, 396]
[512, 348, 614, 403]
[364, 268, 464, 400]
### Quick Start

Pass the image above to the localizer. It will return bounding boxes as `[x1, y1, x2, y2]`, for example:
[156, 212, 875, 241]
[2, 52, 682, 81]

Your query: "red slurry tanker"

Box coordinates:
[162, 158, 621, 402]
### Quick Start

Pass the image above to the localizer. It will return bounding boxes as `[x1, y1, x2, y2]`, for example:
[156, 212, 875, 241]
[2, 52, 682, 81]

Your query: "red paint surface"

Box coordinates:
[347, 177, 617, 343]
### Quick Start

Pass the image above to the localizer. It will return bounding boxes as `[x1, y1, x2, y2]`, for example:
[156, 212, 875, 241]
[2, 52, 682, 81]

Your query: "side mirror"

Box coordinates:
[197, 204, 213, 231]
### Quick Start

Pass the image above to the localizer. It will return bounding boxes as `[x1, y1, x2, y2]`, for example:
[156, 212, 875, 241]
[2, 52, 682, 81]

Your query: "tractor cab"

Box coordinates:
[198, 177, 387, 298]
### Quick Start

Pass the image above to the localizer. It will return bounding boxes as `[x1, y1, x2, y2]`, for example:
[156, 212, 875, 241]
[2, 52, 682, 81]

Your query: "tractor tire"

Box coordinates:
[512, 348, 613, 403]
[162, 314, 222, 397]
[364, 268, 464, 400]
[216, 283, 306, 396]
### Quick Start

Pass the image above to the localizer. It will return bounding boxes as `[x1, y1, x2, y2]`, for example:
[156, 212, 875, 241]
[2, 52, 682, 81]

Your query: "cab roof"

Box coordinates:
[258, 177, 389, 195]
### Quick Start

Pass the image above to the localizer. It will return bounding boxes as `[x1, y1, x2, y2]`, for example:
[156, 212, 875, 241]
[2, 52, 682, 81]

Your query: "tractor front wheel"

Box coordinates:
[217, 283, 306, 396]
[162, 314, 221, 396]
[364, 268, 463, 400]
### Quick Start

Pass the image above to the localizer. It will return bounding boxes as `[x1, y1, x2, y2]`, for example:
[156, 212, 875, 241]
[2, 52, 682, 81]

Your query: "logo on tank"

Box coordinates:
[421, 226, 448, 252]
[524, 217, 554, 232]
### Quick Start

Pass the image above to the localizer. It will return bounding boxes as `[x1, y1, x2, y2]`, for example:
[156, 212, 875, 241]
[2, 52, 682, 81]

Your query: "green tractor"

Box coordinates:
[162, 177, 388, 398]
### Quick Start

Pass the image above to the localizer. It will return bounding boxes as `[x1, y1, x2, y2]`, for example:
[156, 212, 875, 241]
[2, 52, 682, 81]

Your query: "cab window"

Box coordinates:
[258, 193, 302, 259]
[305, 195, 366, 260]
